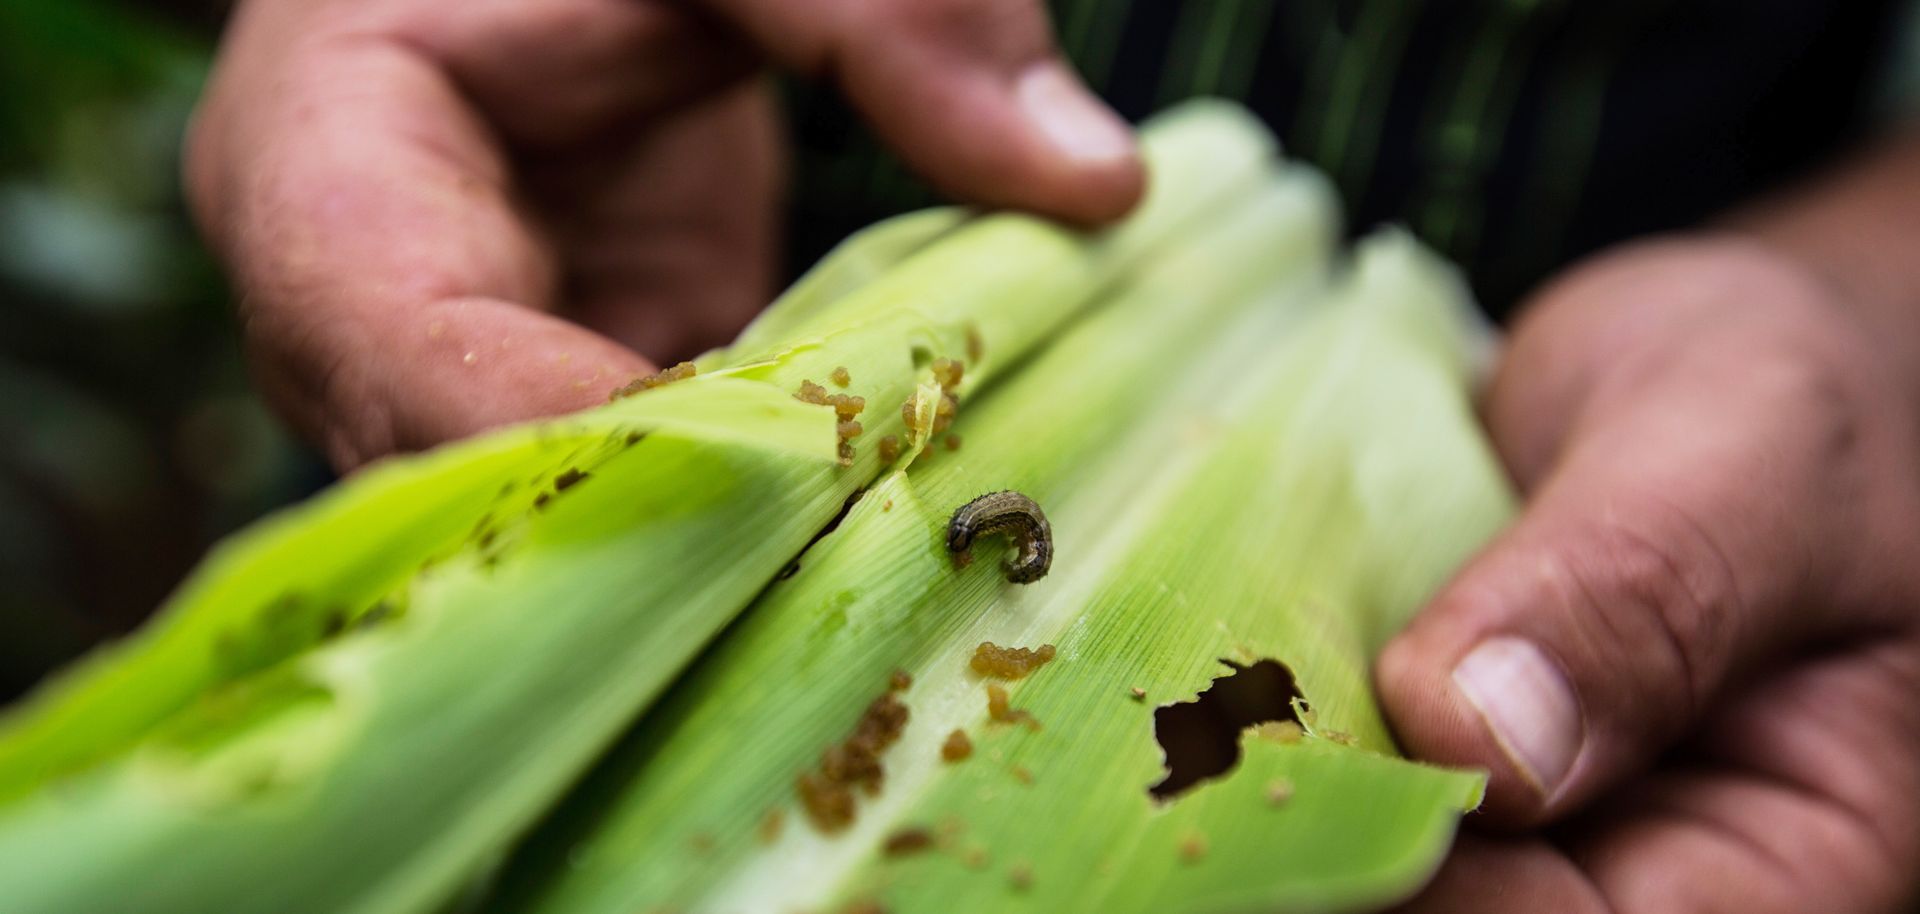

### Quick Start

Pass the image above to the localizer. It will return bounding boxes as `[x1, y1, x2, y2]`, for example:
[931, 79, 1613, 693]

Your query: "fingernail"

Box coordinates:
[1452, 637, 1581, 797]
[1015, 62, 1136, 165]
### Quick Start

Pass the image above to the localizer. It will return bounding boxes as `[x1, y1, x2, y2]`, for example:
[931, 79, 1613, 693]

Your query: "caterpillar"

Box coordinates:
[946, 491, 1053, 584]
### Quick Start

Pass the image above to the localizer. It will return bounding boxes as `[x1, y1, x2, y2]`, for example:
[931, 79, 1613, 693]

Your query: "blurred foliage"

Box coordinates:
[0, 0, 325, 700]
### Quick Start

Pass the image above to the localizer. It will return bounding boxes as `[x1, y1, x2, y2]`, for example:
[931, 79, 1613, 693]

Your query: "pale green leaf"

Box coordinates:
[483, 226, 1514, 913]
[0, 102, 1289, 914]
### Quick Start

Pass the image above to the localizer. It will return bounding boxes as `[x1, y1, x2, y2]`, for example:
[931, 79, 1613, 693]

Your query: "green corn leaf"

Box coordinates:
[0, 99, 1516, 914]
[0, 102, 1289, 914]
[481, 213, 1514, 914]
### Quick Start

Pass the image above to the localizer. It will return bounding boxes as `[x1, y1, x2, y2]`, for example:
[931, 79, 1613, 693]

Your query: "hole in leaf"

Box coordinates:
[1149, 659, 1304, 801]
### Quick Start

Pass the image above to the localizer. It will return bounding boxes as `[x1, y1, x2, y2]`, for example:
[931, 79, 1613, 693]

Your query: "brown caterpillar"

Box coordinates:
[946, 491, 1053, 584]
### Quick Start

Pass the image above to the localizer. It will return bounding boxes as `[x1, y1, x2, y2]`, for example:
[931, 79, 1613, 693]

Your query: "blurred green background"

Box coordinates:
[0, 0, 328, 698]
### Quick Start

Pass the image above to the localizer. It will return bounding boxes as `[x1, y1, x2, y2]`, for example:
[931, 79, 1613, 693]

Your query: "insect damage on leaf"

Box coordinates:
[795, 672, 913, 832]
[1149, 659, 1306, 801]
[940, 729, 973, 762]
[984, 684, 1040, 731]
[609, 361, 696, 399]
[796, 380, 867, 465]
[968, 642, 1056, 679]
[882, 827, 934, 857]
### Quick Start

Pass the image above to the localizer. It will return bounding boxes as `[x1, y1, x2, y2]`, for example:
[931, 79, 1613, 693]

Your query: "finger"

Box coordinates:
[1557, 639, 1920, 913]
[189, 3, 651, 469]
[523, 80, 783, 363]
[1400, 641, 1920, 914]
[382, 0, 758, 148]
[1390, 834, 1608, 914]
[1376, 245, 1915, 824]
[701, 0, 1145, 223]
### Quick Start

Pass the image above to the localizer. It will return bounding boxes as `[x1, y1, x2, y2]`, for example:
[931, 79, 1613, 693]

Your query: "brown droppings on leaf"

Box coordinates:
[1325, 729, 1359, 746]
[796, 772, 855, 832]
[757, 808, 785, 844]
[970, 642, 1056, 680]
[1011, 766, 1034, 785]
[820, 743, 884, 794]
[985, 684, 1040, 731]
[882, 499, 894, 512]
[828, 393, 866, 421]
[944, 434, 962, 451]
[889, 669, 912, 692]
[931, 391, 959, 435]
[830, 366, 852, 387]
[553, 468, 589, 491]
[963, 846, 989, 870]
[930, 357, 964, 389]
[814, 391, 865, 466]
[883, 827, 934, 857]
[796, 678, 912, 832]
[878, 436, 901, 463]
[1009, 862, 1034, 892]
[532, 492, 551, 510]
[610, 361, 696, 399]
[1180, 831, 1208, 864]
[795, 380, 831, 405]
[941, 729, 973, 762]
[966, 326, 984, 363]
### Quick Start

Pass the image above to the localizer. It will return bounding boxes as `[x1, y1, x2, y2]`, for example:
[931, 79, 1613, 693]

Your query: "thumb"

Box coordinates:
[1375, 301, 1873, 825]
[705, 0, 1144, 223]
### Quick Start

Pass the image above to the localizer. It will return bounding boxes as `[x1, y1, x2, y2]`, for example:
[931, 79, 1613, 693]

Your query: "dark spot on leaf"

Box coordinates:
[883, 827, 934, 857]
[358, 600, 396, 629]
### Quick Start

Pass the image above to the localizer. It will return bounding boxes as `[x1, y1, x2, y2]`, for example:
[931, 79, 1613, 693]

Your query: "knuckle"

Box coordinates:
[1534, 517, 1734, 724]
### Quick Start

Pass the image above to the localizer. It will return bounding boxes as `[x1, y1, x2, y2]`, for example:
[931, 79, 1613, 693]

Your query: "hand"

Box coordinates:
[186, 0, 1143, 469]
[1378, 237, 1920, 912]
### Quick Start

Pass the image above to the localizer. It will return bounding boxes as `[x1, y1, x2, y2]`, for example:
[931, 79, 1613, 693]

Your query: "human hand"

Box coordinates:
[1378, 237, 1920, 912]
[186, 0, 1143, 469]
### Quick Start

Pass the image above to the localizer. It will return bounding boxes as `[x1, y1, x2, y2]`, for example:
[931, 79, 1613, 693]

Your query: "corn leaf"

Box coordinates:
[0, 102, 1289, 914]
[482, 213, 1515, 914]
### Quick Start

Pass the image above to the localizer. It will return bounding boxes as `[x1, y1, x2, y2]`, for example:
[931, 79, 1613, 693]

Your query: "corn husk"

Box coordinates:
[0, 101, 1514, 914]
[483, 221, 1513, 913]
